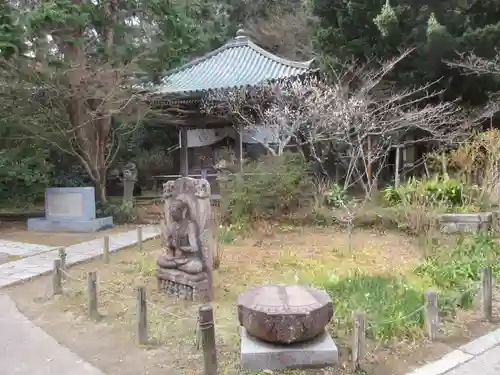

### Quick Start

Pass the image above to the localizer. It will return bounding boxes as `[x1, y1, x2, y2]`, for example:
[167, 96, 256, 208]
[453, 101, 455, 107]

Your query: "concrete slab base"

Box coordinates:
[240, 327, 338, 371]
[27, 217, 113, 233]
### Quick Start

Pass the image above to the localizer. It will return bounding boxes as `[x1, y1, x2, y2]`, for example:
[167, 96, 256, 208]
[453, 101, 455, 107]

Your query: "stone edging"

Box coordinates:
[406, 329, 500, 375]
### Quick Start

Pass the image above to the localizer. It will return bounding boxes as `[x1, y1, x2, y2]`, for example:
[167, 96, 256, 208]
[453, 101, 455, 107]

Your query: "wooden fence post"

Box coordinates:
[481, 267, 493, 322]
[199, 305, 217, 375]
[87, 271, 99, 319]
[58, 247, 67, 274]
[137, 286, 148, 345]
[352, 312, 365, 371]
[425, 289, 438, 341]
[137, 226, 143, 251]
[52, 259, 62, 295]
[103, 236, 110, 264]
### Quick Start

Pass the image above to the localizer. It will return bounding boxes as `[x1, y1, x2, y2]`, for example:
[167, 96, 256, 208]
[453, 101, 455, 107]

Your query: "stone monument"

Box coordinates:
[238, 284, 338, 371]
[27, 187, 113, 233]
[121, 162, 138, 206]
[156, 177, 214, 302]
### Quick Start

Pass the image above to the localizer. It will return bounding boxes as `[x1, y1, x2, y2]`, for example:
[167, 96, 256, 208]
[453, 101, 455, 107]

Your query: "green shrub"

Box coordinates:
[387, 202, 443, 236]
[0, 148, 53, 207]
[220, 152, 313, 223]
[383, 176, 468, 207]
[97, 201, 137, 224]
[325, 183, 349, 208]
[281, 208, 338, 227]
[414, 232, 500, 292]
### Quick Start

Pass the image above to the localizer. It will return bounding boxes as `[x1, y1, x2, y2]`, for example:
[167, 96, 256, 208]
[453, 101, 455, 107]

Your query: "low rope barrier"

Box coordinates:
[59, 268, 198, 321]
[52, 256, 496, 373]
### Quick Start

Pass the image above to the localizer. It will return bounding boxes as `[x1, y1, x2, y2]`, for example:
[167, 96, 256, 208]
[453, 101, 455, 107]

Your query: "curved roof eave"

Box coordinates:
[151, 29, 315, 95]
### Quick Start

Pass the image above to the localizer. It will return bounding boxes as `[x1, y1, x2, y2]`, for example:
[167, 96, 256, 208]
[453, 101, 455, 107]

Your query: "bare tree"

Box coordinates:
[203, 50, 469, 198]
[447, 51, 500, 120]
[447, 52, 500, 77]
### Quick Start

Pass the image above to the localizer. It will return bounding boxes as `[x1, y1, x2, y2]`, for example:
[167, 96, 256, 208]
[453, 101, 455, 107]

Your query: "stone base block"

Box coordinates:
[440, 212, 492, 234]
[240, 327, 338, 371]
[27, 217, 113, 233]
[157, 269, 210, 302]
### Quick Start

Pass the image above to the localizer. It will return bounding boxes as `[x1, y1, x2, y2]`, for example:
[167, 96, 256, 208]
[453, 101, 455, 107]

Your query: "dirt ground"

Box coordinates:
[0, 221, 141, 247]
[5, 226, 500, 375]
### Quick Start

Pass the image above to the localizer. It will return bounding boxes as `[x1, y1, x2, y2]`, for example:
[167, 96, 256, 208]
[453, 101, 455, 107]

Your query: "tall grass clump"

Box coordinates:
[320, 272, 426, 341]
[414, 232, 500, 288]
[414, 232, 500, 308]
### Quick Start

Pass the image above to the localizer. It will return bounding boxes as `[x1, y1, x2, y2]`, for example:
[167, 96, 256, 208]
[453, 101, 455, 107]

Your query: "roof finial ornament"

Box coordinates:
[235, 28, 247, 39]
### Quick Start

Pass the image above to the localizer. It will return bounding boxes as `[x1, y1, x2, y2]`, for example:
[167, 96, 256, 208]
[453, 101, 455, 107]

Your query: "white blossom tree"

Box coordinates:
[203, 51, 469, 197]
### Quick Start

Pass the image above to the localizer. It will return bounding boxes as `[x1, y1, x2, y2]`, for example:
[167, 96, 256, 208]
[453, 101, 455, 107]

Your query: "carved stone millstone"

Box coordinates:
[237, 284, 333, 344]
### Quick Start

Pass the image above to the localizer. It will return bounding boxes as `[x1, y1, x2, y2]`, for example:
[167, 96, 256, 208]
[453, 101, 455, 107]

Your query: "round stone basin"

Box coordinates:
[237, 284, 333, 344]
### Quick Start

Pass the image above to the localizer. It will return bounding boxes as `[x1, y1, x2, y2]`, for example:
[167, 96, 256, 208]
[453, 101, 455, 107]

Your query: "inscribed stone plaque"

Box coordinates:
[44, 187, 97, 221]
[47, 192, 84, 217]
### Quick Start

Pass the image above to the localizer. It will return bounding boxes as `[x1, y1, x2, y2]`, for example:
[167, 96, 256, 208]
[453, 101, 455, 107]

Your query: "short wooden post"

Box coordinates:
[87, 271, 99, 319]
[58, 247, 66, 270]
[102, 236, 110, 264]
[425, 290, 438, 340]
[199, 305, 217, 375]
[52, 259, 62, 295]
[352, 312, 365, 371]
[481, 267, 493, 322]
[137, 226, 143, 251]
[58, 248, 66, 280]
[137, 286, 148, 345]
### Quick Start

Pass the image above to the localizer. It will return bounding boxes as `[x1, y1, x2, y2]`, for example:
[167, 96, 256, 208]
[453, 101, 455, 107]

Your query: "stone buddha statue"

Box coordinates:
[156, 177, 214, 301]
[157, 198, 203, 274]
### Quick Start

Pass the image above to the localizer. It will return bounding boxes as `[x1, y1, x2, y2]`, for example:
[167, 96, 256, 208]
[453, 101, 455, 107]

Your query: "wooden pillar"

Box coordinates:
[394, 145, 401, 186]
[235, 125, 243, 172]
[180, 127, 189, 177]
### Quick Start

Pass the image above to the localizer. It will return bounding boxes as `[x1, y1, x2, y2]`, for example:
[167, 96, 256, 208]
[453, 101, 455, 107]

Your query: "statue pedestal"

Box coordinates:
[240, 327, 338, 371]
[123, 179, 135, 205]
[157, 269, 210, 302]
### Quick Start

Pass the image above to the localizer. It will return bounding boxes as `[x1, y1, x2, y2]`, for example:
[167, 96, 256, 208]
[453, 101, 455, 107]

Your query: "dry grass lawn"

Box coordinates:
[6, 225, 500, 375]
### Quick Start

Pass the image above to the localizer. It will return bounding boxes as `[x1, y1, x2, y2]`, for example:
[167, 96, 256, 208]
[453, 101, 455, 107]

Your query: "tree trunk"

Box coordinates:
[96, 177, 108, 204]
[52, 0, 118, 206]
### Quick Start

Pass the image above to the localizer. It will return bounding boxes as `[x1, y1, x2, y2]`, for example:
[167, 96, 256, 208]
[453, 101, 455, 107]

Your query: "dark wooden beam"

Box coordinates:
[180, 127, 188, 176]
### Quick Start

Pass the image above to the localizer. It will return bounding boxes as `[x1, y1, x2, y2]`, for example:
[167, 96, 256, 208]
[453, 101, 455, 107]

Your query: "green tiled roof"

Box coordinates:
[155, 30, 314, 95]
